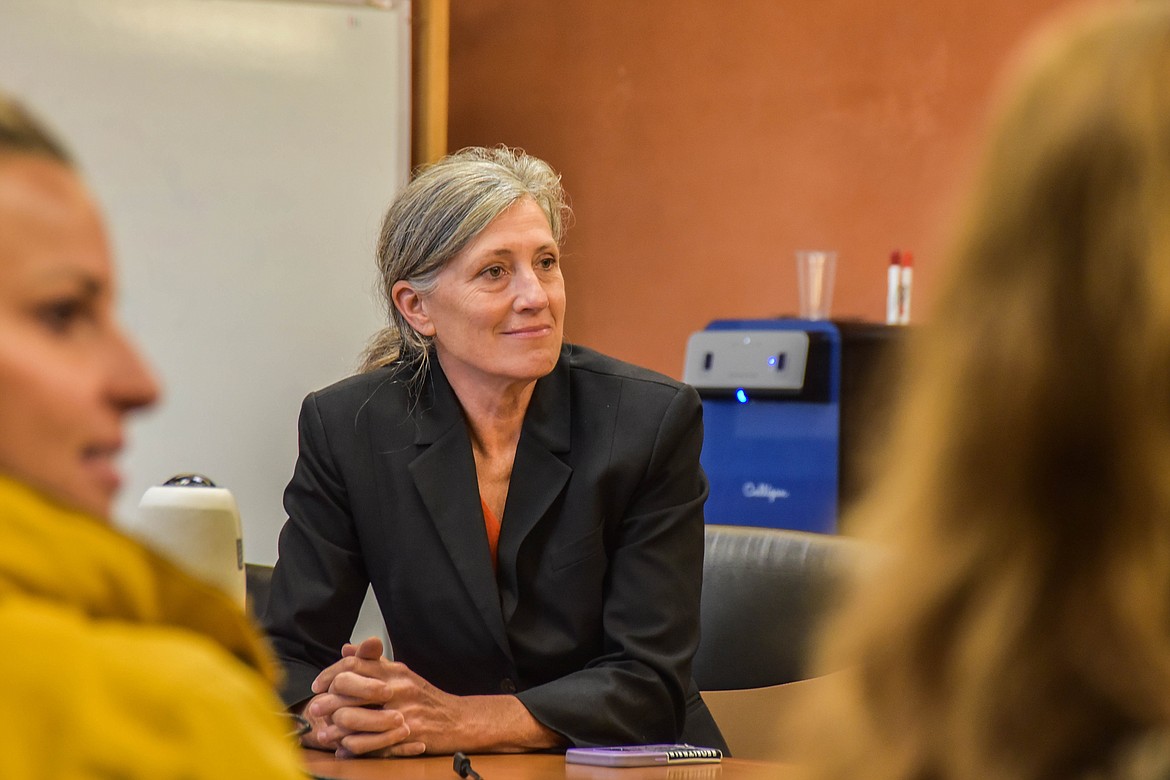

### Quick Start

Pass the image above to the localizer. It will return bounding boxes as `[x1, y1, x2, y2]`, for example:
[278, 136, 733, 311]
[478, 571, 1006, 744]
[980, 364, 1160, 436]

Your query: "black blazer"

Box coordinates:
[263, 344, 726, 750]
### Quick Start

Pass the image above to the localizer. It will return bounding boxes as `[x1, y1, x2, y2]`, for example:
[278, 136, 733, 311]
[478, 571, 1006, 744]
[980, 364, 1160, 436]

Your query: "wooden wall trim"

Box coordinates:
[411, 0, 449, 167]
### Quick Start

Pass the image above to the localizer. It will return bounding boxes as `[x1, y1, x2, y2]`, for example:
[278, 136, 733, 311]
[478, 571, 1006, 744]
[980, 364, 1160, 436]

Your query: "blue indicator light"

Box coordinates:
[735, 388, 749, 404]
[767, 356, 777, 366]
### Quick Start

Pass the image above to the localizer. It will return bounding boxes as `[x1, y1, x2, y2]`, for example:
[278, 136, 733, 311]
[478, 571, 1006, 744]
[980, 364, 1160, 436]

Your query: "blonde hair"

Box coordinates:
[359, 146, 569, 379]
[0, 91, 72, 164]
[811, 5, 1170, 779]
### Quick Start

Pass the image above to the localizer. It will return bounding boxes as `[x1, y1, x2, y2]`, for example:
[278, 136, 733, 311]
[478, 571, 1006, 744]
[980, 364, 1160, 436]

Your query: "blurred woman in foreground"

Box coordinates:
[810, 4, 1170, 780]
[0, 93, 303, 777]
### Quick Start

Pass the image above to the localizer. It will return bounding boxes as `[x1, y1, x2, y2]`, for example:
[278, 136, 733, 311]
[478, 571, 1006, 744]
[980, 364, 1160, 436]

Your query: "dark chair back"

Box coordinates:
[693, 525, 864, 691]
[245, 562, 274, 619]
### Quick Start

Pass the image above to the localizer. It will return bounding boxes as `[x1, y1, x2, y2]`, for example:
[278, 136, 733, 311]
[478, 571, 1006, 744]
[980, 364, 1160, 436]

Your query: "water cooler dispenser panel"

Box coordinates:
[684, 322, 841, 533]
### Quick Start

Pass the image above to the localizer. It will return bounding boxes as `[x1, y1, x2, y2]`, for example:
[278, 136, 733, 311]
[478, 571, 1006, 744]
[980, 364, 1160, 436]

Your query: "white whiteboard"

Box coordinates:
[0, 0, 411, 565]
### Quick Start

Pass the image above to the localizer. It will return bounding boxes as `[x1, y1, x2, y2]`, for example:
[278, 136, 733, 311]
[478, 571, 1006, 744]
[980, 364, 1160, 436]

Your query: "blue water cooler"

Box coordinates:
[684, 319, 902, 533]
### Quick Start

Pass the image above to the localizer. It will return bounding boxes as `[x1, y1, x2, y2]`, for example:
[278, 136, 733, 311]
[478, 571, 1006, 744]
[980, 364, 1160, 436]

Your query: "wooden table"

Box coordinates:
[303, 750, 797, 779]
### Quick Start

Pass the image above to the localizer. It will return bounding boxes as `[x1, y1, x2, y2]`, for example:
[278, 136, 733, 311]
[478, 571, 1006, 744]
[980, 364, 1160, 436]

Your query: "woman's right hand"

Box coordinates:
[296, 641, 363, 752]
[297, 697, 336, 752]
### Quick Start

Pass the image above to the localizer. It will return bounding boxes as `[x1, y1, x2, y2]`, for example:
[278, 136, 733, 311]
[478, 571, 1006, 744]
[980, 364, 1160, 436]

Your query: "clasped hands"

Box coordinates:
[300, 636, 463, 758]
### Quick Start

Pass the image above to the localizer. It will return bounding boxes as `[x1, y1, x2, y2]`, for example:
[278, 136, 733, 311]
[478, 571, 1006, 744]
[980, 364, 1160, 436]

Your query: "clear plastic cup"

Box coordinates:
[795, 250, 837, 320]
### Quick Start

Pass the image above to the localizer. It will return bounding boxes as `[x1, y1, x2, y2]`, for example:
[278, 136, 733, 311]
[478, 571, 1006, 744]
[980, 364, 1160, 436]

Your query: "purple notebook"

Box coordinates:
[566, 744, 723, 767]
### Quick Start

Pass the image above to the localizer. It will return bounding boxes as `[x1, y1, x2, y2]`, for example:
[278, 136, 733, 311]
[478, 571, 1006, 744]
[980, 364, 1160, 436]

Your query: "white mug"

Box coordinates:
[130, 475, 245, 609]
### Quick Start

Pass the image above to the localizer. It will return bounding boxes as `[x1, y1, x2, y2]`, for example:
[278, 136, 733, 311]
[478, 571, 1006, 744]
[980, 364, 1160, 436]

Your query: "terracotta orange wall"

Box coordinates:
[448, 0, 1092, 379]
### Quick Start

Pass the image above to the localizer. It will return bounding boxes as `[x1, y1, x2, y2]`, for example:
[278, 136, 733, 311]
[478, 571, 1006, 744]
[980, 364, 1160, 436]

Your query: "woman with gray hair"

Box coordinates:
[263, 146, 725, 756]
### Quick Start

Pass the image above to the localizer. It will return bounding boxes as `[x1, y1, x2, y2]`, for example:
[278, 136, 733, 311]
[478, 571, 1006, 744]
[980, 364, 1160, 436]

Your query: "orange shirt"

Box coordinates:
[481, 497, 501, 570]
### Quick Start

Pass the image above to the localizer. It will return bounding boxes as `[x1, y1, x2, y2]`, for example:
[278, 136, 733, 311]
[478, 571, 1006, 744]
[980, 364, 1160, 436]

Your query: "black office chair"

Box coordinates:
[694, 524, 867, 760]
[694, 524, 863, 689]
[245, 562, 274, 619]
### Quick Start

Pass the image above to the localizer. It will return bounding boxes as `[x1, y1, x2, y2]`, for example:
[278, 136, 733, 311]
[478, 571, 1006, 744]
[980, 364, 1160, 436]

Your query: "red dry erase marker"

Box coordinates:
[898, 250, 914, 325]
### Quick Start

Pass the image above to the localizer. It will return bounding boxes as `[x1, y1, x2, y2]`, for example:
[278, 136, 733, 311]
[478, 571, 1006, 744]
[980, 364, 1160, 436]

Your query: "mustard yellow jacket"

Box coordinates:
[0, 477, 304, 778]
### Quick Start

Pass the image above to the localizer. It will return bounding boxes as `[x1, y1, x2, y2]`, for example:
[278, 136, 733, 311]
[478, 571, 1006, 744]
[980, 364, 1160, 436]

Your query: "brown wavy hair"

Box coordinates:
[809, 4, 1170, 779]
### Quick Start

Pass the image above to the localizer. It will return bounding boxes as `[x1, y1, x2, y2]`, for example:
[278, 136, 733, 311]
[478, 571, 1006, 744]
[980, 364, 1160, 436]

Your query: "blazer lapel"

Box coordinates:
[497, 351, 573, 622]
[407, 368, 511, 657]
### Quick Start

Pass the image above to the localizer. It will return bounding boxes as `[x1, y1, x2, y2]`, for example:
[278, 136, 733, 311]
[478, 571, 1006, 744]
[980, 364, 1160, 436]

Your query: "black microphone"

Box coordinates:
[453, 752, 483, 780]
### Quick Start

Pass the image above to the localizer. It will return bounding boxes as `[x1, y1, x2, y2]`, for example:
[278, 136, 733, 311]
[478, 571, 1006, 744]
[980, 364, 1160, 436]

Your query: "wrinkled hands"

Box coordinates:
[300, 636, 464, 758]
